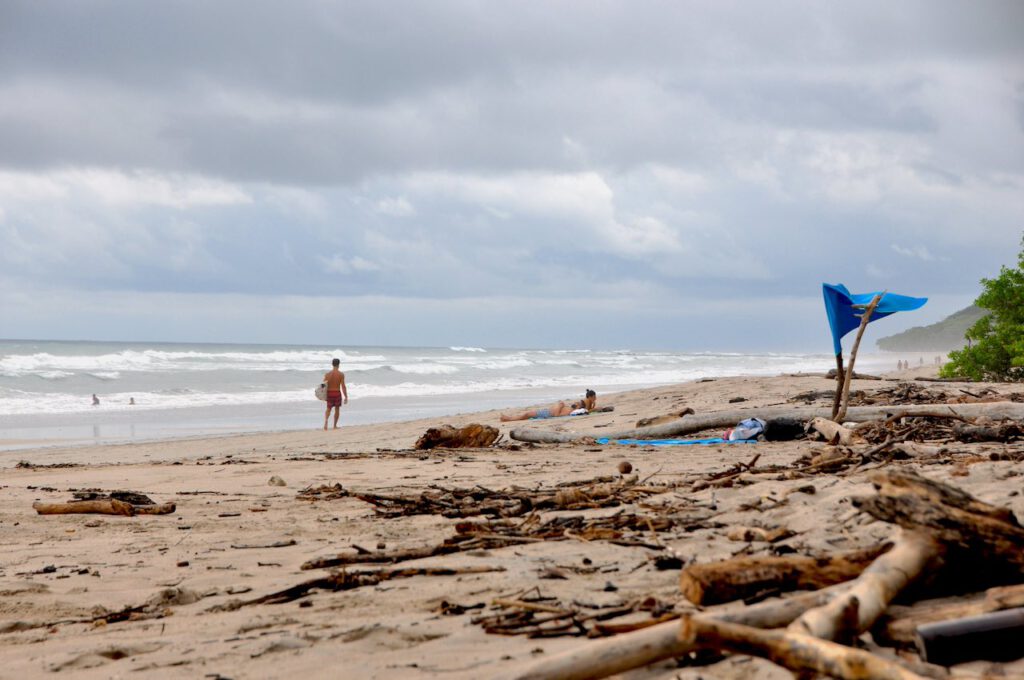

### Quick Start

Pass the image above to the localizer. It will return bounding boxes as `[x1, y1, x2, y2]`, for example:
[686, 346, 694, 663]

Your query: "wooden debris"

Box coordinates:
[32, 499, 176, 516]
[788, 529, 939, 642]
[221, 565, 505, 608]
[415, 423, 500, 449]
[635, 407, 694, 428]
[678, 616, 928, 680]
[679, 543, 889, 606]
[808, 417, 863, 445]
[851, 469, 1024, 591]
[511, 583, 855, 680]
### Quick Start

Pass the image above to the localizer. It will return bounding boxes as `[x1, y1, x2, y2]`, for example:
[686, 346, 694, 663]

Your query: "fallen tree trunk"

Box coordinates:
[678, 616, 929, 680]
[788, 530, 939, 641]
[32, 499, 174, 516]
[510, 402, 1024, 444]
[509, 582, 853, 680]
[680, 543, 888, 606]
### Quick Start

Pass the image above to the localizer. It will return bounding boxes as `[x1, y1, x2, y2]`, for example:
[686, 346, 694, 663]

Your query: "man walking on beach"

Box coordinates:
[323, 358, 348, 430]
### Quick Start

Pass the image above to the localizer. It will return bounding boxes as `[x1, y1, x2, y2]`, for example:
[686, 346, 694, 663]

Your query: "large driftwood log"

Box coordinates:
[32, 500, 176, 516]
[851, 469, 1024, 591]
[680, 543, 889, 606]
[678, 616, 929, 680]
[510, 582, 853, 680]
[788, 530, 939, 641]
[510, 402, 1024, 444]
[415, 423, 499, 449]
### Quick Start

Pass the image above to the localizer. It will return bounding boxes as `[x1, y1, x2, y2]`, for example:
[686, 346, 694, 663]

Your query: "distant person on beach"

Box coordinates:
[323, 358, 348, 430]
[91, 394, 99, 406]
[129, 397, 136, 405]
[500, 390, 596, 422]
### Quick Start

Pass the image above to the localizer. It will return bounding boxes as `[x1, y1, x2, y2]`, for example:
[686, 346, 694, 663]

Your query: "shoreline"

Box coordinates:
[2, 364, 941, 459]
[7, 368, 1019, 680]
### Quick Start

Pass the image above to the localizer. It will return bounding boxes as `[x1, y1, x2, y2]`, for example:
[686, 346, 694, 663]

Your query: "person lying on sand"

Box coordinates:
[500, 389, 596, 422]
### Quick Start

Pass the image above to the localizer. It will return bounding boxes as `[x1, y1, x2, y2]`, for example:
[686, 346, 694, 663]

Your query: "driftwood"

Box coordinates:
[851, 469, 1024, 591]
[788, 530, 939, 641]
[679, 543, 889, 606]
[808, 416, 863, 446]
[510, 402, 1024, 444]
[220, 565, 505, 608]
[678, 616, 928, 680]
[834, 294, 882, 422]
[415, 423, 500, 449]
[32, 500, 176, 516]
[511, 582, 853, 680]
[635, 407, 694, 428]
[952, 421, 1023, 442]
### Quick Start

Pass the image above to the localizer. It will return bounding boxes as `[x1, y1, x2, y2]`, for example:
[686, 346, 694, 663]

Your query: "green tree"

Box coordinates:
[941, 236, 1024, 381]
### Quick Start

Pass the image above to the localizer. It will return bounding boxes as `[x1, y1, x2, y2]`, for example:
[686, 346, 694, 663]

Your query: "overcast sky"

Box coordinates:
[1, 1, 1022, 351]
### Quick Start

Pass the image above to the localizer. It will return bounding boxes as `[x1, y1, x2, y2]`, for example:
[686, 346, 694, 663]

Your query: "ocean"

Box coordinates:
[0, 340, 919, 451]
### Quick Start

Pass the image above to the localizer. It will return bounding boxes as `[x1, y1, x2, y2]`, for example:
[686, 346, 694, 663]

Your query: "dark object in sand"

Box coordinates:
[415, 423, 500, 449]
[916, 607, 1024, 666]
[762, 417, 805, 441]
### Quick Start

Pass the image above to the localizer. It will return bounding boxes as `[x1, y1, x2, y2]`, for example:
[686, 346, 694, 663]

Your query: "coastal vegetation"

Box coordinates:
[941, 237, 1024, 381]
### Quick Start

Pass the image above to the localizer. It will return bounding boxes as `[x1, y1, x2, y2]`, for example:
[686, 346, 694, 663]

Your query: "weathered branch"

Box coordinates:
[678, 616, 928, 680]
[788, 530, 939, 641]
[32, 499, 177, 516]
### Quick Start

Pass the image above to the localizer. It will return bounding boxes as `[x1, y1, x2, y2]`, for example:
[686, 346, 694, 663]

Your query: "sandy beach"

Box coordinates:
[3, 369, 1023, 679]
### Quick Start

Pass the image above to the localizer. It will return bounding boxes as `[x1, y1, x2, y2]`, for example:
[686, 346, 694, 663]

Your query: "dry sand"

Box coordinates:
[2, 370, 1023, 679]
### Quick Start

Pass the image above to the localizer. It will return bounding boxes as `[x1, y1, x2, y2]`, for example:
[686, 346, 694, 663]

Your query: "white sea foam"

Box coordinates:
[388, 363, 460, 375]
[450, 346, 486, 352]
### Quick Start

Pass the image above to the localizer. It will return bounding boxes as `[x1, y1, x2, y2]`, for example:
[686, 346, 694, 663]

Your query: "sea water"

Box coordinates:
[0, 339, 922, 451]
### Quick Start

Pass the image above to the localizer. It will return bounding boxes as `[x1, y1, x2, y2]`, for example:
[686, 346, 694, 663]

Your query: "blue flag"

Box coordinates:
[823, 283, 927, 355]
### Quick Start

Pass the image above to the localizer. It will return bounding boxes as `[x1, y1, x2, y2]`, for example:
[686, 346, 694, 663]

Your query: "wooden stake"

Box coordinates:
[836, 293, 882, 422]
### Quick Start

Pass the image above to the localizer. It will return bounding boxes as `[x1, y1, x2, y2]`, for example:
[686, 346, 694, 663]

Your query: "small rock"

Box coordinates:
[177, 560, 189, 567]
[268, 476, 286, 487]
[603, 581, 618, 592]
[376, 542, 386, 550]
[618, 461, 633, 474]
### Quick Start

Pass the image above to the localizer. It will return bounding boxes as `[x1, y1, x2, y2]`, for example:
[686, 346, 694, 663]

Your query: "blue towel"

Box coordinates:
[594, 437, 756, 446]
[822, 283, 926, 355]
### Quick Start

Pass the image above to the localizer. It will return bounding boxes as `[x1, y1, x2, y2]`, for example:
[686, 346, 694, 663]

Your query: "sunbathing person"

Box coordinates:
[500, 390, 596, 422]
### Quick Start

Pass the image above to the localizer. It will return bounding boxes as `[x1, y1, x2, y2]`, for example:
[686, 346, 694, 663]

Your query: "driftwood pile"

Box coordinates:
[415, 423, 501, 449]
[343, 475, 680, 519]
[514, 469, 1024, 679]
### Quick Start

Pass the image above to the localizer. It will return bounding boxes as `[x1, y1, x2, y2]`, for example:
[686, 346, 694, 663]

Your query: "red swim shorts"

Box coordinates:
[326, 390, 342, 408]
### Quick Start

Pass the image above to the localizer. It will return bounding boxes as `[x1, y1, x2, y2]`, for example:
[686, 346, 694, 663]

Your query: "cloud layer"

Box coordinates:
[1, 1, 1022, 348]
